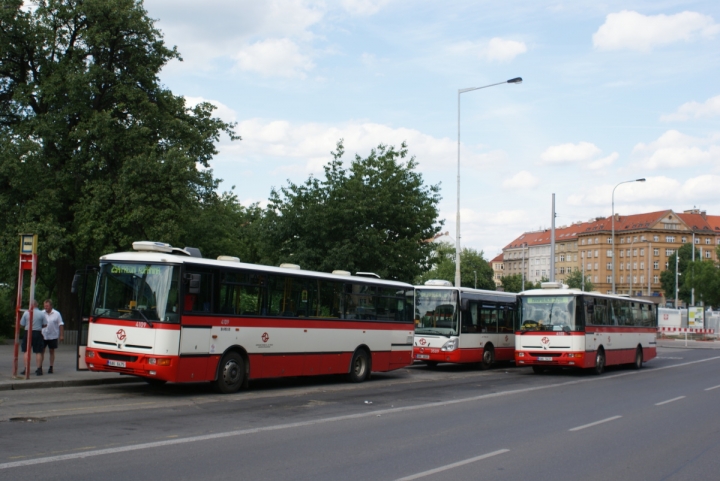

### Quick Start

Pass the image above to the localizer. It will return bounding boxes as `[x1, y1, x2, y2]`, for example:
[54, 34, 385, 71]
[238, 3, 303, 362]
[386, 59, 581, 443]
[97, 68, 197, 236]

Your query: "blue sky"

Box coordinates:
[144, 0, 720, 259]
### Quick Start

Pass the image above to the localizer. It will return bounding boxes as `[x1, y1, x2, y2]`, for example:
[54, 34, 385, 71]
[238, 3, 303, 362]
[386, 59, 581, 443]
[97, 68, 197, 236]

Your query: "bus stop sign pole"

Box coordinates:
[13, 234, 38, 380]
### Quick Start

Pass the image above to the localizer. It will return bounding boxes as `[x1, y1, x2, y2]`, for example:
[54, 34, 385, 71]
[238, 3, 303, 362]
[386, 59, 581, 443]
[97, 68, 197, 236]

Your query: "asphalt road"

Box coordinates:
[2, 347, 720, 481]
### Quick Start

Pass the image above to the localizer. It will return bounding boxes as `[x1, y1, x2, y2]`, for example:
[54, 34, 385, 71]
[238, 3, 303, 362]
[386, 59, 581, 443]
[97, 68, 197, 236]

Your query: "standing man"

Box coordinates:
[20, 300, 47, 376]
[41, 299, 64, 374]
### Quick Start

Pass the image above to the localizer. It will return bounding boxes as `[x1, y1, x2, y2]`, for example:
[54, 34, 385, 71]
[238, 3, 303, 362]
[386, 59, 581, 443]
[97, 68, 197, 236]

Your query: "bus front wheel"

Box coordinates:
[633, 347, 643, 370]
[215, 352, 245, 394]
[480, 345, 494, 370]
[593, 349, 605, 375]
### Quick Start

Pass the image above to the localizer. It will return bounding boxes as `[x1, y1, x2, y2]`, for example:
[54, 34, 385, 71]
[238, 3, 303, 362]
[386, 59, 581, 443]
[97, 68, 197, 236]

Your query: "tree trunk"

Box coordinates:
[55, 258, 79, 332]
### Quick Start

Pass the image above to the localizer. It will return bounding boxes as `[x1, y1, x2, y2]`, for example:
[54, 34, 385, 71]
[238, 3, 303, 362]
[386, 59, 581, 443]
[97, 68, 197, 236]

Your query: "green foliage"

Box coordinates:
[263, 140, 442, 283]
[684, 247, 720, 308]
[0, 0, 237, 325]
[660, 244, 699, 305]
[417, 242, 495, 290]
[564, 269, 594, 291]
[500, 274, 523, 293]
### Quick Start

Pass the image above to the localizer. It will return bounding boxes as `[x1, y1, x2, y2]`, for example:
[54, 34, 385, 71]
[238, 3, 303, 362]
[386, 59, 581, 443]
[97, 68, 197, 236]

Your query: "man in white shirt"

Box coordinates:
[41, 299, 64, 374]
[20, 300, 47, 375]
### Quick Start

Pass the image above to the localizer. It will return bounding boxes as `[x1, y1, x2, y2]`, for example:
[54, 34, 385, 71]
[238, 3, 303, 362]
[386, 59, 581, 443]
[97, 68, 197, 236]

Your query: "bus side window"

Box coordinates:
[481, 305, 497, 333]
[461, 301, 478, 333]
[183, 272, 213, 313]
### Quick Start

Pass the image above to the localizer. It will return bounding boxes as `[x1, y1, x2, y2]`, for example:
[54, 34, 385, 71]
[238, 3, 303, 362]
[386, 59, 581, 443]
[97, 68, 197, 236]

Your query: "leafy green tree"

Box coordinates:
[500, 274, 523, 293]
[0, 0, 237, 325]
[263, 141, 442, 283]
[660, 244, 699, 305]
[685, 259, 720, 308]
[417, 242, 495, 289]
[565, 269, 594, 291]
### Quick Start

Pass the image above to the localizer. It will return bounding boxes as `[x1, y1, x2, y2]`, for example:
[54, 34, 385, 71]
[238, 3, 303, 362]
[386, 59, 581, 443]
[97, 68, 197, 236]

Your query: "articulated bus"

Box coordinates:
[413, 281, 518, 368]
[515, 283, 658, 374]
[85, 242, 415, 393]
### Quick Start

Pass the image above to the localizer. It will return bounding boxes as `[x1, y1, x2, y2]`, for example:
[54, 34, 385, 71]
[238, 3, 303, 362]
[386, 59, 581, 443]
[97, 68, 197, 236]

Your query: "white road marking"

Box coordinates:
[395, 449, 510, 480]
[568, 415, 622, 432]
[704, 385, 720, 391]
[2, 355, 720, 470]
[655, 396, 686, 406]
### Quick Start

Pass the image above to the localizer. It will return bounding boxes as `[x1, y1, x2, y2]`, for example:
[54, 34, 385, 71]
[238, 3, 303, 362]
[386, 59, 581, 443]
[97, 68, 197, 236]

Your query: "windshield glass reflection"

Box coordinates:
[415, 289, 458, 336]
[520, 296, 577, 331]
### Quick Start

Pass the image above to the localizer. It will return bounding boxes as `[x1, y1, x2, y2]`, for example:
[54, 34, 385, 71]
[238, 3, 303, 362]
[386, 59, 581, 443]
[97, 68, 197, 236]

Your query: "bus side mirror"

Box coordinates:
[184, 273, 201, 294]
[460, 298, 469, 311]
[71, 274, 82, 294]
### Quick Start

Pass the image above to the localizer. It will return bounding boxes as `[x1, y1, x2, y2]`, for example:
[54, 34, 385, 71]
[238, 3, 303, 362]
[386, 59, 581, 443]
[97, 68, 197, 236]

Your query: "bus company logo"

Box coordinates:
[505, 335, 509, 342]
[221, 319, 230, 325]
[116, 329, 127, 342]
[541, 337, 550, 345]
[261, 332, 270, 343]
[419, 338, 427, 346]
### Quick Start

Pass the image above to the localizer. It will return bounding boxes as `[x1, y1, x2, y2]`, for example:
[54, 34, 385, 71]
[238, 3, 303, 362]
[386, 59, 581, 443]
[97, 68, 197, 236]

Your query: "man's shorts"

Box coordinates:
[44, 338, 59, 350]
[21, 331, 45, 353]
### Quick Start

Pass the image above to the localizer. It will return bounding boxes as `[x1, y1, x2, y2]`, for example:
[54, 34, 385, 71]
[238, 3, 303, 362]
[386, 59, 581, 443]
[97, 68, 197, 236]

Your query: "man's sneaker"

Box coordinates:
[48, 366, 54, 374]
[35, 368, 43, 376]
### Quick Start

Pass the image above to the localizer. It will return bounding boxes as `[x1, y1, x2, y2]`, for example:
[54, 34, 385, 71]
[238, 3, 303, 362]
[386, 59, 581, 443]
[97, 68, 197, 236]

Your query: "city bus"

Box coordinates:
[413, 281, 518, 368]
[515, 283, 658, 374]
[84, 241, 415, 393]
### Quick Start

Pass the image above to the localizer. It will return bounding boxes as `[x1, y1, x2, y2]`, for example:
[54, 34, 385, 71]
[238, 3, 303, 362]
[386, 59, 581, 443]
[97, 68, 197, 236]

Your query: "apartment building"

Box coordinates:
[490, 253, 504, 287]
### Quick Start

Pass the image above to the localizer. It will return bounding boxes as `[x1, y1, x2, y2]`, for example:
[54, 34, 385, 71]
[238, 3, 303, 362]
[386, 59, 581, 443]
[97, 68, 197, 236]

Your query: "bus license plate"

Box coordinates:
[537, 357, 552, 361]
[107, 360, 126, 368]
[416, 354, 430, 360]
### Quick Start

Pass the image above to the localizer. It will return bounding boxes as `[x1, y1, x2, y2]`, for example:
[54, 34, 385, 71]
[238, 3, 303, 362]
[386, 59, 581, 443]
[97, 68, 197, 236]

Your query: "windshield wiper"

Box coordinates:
[131, 308, 153, 327]
[416, 329, 447, 336]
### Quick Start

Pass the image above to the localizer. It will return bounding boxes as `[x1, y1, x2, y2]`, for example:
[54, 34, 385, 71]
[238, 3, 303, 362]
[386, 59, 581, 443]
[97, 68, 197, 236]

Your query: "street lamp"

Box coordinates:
[611, 178, 645, 294]
[455, 77, 522, 288]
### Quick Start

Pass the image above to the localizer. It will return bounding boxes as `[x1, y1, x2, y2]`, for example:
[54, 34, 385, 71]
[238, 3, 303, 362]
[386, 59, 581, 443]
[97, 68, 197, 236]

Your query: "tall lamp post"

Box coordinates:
[455, 77, 523, 288]
[611, 178, 645, 294]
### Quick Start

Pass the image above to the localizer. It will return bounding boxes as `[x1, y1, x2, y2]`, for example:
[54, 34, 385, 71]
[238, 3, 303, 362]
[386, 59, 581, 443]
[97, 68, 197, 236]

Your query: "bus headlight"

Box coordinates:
[517, 352, 525, 357]
[441, 338, 458, 352]
[87, 351, 95, 358]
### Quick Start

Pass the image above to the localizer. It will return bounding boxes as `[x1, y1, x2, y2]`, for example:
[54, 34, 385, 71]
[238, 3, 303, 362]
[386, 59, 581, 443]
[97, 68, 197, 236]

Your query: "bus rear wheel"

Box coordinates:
[633, 347, 643, 370]
[348, 349, 370, 383]
[215, 352, 245, 394]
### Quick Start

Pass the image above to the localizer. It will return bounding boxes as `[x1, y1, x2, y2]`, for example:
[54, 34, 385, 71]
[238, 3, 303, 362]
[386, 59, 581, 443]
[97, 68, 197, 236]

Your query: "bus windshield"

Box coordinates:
[520, 296, 577, 332]
[94, 263, 180, 323]
[415, 289, 458, 336]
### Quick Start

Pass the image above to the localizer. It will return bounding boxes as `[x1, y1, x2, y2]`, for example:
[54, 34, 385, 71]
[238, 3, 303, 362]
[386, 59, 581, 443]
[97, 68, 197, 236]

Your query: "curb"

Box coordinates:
[0, 376, 144, 391]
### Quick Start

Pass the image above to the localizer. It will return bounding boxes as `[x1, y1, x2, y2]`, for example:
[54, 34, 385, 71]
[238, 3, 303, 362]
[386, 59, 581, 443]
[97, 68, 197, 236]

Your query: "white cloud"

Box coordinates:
[633, 130, 720, 169]
[218, 118, 505, 176]
[540, 141, 602, 164]
[567, 176, 675, 206]
[341, 0, 391, 16]
[234, 39, 314, 78]
[587, 152, 619, 170]
[502, 170, 540, 189]
[593, 10, 720, 52]
[679, 175, 720, 201]
[661, 95, 720, 122]
[184, 96, 237, 123]
[448, 37, 527, 62]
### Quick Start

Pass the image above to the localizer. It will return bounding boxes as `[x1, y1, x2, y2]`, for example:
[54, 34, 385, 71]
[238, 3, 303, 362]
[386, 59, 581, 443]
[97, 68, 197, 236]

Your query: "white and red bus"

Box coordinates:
[85, 242, 415, 393]
[413, 281, 518, 368]
[515, 283, 658, 374]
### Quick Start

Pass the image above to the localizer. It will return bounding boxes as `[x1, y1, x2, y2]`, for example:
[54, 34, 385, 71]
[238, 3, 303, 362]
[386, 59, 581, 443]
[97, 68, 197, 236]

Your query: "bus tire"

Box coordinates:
[348, 348, 370, 383]
[425, 361, 438, 369]
[593, 348, 605, 375]
[480, 345, 494, 370]
[215, 352, 245, 394]
[532, 366, 544, 374]
[633, 346, 643, 370]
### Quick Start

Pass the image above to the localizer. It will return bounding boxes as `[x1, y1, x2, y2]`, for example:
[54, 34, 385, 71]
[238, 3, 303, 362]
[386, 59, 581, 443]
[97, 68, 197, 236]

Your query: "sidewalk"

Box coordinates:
[0, 343, 142, 391]
[657, 338, 720, 349]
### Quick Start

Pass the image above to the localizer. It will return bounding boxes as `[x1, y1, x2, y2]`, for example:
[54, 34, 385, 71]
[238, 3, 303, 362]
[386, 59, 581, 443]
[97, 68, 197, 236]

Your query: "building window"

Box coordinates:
[633, 249, 638, 256]
[594, 250, 599, 257]
[620, 275, 624, 283]
[640, 248, 644, 256]
[706, 238, 711, 245]
[641, 236, 646, 241]
[654, 248, 659, 256]
[594, 276, 598, 283]
[664, 223, 678, 230]
[666, 236, 675, 243]
[695, 237, 700, 244]
[541, 270, 546, 276]
[654, 261, 659, 269]
[581, 239, 585, 245]
[626, 249, 631, 257]
[607, 250, 613, 257]
[606, 276, 612, 283]
[607, 238, 613, 244]
[626, 263, 630, 270]
[633, 262, 637, 269]
[580, 251, 584, 259]
[640, 262, 644, 269]
[653, 235, 659, 242]
[653, 275, 659, 283]
[633, 276, 637, 283]
[620, 238, 625, 244]
[682, 237, 687, 243]
[620, 251, 624, 258]
[607, 263, 612, 270]
[666, 249, 675, 256]
[595, 238, 599, 244]
[640, 276, 644, 283]
[560, 254, 565, 262]
[620, 263, 624, 270]
[573, 255, 577, 261]
[560, 267, 565, 274]
[586, 263, 592, 271]
[706, 251, 712, 259]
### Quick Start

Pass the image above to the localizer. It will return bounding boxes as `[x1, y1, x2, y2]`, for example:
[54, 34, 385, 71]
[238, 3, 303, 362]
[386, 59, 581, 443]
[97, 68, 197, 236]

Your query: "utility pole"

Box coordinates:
[550, 194, 556, 282]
